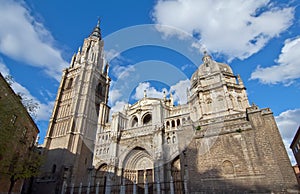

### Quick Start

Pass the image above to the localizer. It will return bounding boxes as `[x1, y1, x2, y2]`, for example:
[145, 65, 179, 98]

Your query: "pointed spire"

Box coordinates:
[90, 19, 102, 39]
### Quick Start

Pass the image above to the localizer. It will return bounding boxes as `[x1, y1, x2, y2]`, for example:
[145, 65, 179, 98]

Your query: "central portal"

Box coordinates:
[123, 147, 154, 193]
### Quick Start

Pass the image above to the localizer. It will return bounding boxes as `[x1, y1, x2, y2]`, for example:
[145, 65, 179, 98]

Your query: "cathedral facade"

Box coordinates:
[34, 22, 298, 193]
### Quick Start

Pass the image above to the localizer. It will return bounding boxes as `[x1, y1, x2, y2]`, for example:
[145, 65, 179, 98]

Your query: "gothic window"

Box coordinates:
[166, 121, 170, 128]
[142, 113, 152, 125]
[171, 120, 175, 128]
[177, 119, 180, 126]
[131, 116, 138, 127]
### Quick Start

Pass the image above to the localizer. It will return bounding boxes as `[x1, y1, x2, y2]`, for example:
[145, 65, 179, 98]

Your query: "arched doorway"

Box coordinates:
[123, 147, 154, 193]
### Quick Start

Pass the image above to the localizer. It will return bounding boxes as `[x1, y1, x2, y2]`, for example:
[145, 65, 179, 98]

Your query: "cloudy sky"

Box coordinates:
[0, 0, 299, 164]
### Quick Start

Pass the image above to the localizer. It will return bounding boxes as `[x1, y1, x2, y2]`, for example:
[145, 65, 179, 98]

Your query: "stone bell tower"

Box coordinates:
[38, 20, 110, 192]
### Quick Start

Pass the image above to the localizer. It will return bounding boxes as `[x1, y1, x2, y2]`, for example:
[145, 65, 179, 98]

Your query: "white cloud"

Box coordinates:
[132, 82, 167, 100]
[0, 0, 68, 81]
[170, 79, 190, 105]
[104, 49, 120, 62]
[251, 36, 300, 85]
[111, 64, 135, 79]
[275, 109, 300, 164]
[111, 100, 128, 114]
[152, 0, 294, 60]
[36, 101, 54, 121]
[109, 89, 122, 105]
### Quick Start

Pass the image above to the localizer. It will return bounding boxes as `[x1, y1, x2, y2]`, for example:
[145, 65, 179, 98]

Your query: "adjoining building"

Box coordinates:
[290, 126, 300, 185]
[34, 21, 298, 193]
[0, 73, 40, 194]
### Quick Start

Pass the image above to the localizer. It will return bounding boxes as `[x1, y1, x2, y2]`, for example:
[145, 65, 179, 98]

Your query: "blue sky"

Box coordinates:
[0, 0, 300, 164]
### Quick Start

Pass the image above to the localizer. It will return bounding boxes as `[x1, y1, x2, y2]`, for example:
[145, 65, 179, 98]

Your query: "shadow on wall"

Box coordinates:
[28, 145, 300, 194]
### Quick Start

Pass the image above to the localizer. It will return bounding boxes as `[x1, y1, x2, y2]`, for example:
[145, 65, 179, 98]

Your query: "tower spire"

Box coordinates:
[90, 19, 102, 39]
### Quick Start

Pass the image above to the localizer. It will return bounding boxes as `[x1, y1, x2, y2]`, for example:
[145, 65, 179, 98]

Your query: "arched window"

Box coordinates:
[171, 120, 175, 128]
[131, 116, 138, 127]
[176, 119, 180, 126]
[166, 121, 170, 128]
[143, 113, 152, 125]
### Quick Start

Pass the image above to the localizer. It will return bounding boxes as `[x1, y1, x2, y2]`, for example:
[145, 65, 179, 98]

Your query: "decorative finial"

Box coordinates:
[202, 50, 212, 63]
[144, 90, 147, 98]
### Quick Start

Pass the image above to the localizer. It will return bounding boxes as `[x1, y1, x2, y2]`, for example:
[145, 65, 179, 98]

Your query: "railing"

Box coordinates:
[64, 180, 186, 194]
[121, 125, 156, 139]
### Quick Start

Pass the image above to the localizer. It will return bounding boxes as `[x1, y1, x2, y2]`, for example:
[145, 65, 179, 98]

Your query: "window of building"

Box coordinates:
[177, 119, 180, 126]
[10, 114, 17, 125]
[143, 113, 152, 125]
[171, 120, 175, 128]
[131, 116, 138, 127]
[166, 121, 170, 128]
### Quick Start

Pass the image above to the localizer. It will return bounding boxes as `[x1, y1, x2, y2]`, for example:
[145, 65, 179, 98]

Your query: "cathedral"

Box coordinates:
[33, 21, 298, 193]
